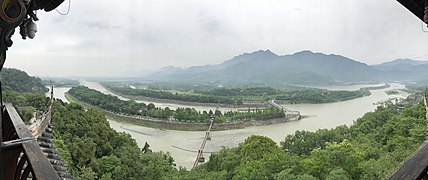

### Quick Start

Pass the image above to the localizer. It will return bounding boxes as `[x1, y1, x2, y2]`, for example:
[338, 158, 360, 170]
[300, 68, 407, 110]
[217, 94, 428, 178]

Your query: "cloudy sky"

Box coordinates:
[4, 0, 428, 77]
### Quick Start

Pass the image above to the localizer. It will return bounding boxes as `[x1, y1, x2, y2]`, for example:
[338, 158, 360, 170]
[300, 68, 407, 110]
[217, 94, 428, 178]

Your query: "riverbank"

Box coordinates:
[66, 93, 301, 131]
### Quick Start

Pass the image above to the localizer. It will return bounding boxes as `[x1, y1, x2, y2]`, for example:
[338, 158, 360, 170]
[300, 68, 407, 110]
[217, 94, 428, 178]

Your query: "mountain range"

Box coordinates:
[145, 50, 428, 85]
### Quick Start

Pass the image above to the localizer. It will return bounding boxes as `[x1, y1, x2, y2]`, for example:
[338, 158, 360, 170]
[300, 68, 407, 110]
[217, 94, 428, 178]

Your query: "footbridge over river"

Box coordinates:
[192, 100, 301, 169]
[267, 100, 301, 117]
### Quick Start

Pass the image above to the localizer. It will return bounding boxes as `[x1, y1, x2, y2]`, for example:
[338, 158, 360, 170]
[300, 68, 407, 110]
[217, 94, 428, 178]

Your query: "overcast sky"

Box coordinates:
[4, 0, 428, 77]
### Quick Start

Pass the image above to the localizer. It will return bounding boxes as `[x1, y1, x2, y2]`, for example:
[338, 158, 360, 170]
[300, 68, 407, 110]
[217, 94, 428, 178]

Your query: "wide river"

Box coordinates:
[53, 82, 408, 169]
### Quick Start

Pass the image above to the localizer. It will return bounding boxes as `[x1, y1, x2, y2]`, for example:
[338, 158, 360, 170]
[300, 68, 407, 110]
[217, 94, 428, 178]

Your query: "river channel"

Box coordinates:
[53, 81, 408, 169]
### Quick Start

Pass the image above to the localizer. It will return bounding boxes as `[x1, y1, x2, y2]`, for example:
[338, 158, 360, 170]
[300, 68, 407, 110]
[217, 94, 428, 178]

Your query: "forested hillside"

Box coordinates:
[52, 101, 178, 179]
[1, 68, 49, 122]
[1, 68, 48, 92]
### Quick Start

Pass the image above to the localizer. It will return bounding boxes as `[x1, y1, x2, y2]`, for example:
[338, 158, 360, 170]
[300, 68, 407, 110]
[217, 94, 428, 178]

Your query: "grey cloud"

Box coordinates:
[196, 12, 222, 35]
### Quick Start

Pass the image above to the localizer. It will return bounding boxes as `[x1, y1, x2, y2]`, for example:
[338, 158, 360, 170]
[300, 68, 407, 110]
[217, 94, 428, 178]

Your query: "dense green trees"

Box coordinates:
[106, 85, 240, 105]
[1, 68, 48, 92]
[52, 101, 178, 179]
[68, 86, 145, 115]
[104, 83, 370, 105]
[69, 86, 284, 123]
[275, 89, 370, 104]
[1, 68, 50, 122]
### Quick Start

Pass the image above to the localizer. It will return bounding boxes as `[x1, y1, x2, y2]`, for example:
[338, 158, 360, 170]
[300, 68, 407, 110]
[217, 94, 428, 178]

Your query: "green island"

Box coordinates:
[67, 86, 287, 129]
[102, 82, 371, 105]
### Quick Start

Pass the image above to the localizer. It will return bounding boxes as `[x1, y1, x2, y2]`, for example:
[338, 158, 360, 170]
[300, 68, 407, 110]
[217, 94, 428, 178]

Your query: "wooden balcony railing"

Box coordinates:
[1, 103, 60, 180]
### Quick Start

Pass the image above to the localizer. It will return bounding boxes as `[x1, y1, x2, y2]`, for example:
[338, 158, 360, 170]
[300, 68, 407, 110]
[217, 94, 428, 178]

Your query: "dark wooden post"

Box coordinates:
[0, 80, 3, 180]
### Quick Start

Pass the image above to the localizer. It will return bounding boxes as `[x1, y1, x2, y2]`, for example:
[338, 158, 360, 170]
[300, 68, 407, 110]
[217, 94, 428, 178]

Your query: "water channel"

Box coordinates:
[53, 81, 409, 169]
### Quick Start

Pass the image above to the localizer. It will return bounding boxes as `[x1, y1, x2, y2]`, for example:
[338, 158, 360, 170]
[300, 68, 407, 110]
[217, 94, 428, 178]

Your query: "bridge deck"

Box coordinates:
[267, 100, 300, 116]
[192, 116, 215, 169]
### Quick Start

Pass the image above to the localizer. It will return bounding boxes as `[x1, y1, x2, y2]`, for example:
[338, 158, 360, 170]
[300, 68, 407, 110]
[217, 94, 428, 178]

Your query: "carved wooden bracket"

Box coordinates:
[0, 0, 64, 70]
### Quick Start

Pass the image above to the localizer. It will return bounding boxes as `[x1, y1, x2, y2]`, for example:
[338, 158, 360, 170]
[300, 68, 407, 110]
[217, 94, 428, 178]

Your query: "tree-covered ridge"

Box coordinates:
[1, 68, 50, 122]
[52, 101, 178, 179]
[1, 68, 48, 93]
[68, 86, 284, 123]
[103, 83, 370, 105]
[190, 98, 426, 179]
[2, 88, 49, 122]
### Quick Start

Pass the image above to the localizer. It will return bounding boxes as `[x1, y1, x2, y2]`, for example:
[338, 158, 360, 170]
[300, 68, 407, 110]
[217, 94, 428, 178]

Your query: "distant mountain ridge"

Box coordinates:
[373, 58, 428, 82]
[146, 50, 428, 85]
[374, 58, 428, 67]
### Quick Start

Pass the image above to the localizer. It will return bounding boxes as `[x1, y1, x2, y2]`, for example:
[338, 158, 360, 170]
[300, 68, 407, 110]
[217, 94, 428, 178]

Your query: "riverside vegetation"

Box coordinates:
[68, 86, 285, 123]
[102, 82, 370, 105]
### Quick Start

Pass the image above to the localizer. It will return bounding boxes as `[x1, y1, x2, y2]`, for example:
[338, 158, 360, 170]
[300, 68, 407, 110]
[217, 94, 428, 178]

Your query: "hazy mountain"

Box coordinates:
[374, 58, 428, 68]
[146, 50, 388, 85]
[373, 58, 428, 81]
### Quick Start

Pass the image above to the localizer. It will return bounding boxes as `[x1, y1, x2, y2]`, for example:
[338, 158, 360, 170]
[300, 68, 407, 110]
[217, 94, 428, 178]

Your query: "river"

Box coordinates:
[53, 81, 408, 169]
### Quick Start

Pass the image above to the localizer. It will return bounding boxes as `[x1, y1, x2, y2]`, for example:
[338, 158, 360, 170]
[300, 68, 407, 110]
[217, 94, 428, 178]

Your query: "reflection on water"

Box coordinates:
[54, 82, 408, 169]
